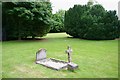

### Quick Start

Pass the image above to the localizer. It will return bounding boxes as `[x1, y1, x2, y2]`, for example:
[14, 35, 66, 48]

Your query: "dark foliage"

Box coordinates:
[2, 1, 52, 40]
[64, 4, 120, 40]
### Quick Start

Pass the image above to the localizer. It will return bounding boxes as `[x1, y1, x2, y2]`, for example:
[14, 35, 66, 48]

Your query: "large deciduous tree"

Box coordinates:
[2, 1, 52, 40]
[50, 10, 65, 33]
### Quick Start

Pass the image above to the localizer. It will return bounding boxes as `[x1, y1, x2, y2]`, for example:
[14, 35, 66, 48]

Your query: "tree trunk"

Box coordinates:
[18, 35, 21, 40]
[18, 20, 21, 40]
[32, 36, 35, 39]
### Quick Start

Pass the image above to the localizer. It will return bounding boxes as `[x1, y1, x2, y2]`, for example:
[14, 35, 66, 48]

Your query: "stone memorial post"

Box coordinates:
[65, 46, 78, 71]
[66, 46, 72, 63]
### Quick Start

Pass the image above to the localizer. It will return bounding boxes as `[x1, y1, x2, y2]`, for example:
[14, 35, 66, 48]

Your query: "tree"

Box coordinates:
[64, 5, 90, 38]
[0, 2, 1, 41]
[2, 1, 52, 40]
[64, 4, 120, 40]
[101, 10, 119, 39]
[50, 10, 65, 33]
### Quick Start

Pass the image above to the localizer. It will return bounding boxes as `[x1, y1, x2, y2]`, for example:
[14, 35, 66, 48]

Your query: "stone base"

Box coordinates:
[36, 58, 78, 71]
[36, 58, 68, 70]
[67, 62, 78, 71]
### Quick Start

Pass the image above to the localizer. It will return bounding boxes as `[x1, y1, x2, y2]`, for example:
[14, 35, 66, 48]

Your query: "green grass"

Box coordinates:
[2, 33, 118, 78]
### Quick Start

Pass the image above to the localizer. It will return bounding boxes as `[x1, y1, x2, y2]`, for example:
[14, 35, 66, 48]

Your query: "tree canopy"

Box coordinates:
[50, 10, 65, 33]
[2, 1, 52, 40]
[64, 4, 120, 40]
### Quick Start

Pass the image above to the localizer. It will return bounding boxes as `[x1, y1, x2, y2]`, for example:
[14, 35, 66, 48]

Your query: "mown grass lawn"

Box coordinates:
[2, 33, 118, 78]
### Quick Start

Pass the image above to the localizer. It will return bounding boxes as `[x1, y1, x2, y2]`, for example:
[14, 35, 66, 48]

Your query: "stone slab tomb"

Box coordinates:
[35, 47, 78, 71]
[35, 48, 68, 70]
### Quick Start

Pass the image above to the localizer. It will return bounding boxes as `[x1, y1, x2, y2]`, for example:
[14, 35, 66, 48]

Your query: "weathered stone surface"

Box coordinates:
[35, 47, 78, 71]
[36, 49, 68, 70]
[65, 46, 72, 63]
[68, 62, 78, 71]
[36, 58, 68, 70]
[36, 48, 46, 61]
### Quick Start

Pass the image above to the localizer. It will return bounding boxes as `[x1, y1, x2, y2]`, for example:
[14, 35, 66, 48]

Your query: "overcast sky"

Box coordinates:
[50, 0, 120, 14]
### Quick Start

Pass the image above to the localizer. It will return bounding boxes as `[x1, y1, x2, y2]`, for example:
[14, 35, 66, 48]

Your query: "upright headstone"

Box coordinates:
[36, 48, 47, 61]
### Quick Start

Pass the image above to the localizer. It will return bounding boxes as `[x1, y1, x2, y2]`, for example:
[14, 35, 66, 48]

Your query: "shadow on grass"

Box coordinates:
[67, 36, 116, 41]
[9, 38, 49, 42]
[61, 67, 80, 73]
[22, 38, 48, 41]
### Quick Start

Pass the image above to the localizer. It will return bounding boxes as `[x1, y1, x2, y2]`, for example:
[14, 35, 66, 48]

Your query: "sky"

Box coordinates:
[50, 0, 120, 14]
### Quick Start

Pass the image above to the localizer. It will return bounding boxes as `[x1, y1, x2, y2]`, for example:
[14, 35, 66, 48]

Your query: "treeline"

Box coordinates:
[2, 1, 120, 40]
[64, 4, 120, 40]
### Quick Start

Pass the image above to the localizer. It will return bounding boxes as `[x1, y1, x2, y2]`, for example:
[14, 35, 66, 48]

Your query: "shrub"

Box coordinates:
[64, 4, 120, 40]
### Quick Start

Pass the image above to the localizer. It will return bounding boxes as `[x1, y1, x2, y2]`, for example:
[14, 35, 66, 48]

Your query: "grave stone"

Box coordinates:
[66, 46, 72, 63]
[35, 48, 68, 70]
[36, 48, 46, 61]
[65, 46, 78, 71]
[35, 46, 78, 71]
